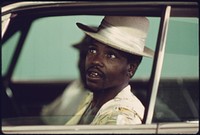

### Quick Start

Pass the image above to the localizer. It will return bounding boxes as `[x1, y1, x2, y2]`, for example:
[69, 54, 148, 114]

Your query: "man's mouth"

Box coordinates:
[88, 71, 101, 78]
[86, 68, 104, 79]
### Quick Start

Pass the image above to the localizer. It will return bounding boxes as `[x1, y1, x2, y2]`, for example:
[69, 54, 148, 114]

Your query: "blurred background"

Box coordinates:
[2, 16, 198, 81]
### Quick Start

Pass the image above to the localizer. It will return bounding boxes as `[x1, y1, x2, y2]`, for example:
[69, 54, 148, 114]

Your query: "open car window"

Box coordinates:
[2, 15, 157, 124]
[4, 15, 158, 82]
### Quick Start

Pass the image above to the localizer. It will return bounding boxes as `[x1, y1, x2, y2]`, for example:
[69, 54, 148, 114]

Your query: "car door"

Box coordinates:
[1, 1, 199, 134]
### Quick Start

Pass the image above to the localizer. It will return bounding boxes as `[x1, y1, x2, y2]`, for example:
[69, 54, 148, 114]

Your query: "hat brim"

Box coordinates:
[76, 23, 154, 58]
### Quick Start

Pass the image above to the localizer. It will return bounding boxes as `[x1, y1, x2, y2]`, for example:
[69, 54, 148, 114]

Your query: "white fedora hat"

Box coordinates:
[76, 16, 154, 58]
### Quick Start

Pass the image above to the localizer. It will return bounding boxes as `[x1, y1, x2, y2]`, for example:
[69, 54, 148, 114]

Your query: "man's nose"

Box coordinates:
[91, 53, 104, 67]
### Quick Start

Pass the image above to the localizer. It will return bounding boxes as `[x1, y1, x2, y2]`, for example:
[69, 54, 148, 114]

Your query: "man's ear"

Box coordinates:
[128, 63, 138, 78]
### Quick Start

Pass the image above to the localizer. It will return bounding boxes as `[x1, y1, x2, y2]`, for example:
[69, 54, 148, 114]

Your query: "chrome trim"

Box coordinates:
[1, 13, 11, 38]
[144, 6, 171, 124]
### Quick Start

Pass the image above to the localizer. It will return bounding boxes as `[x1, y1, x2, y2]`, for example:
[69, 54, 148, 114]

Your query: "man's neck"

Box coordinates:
[92, 83, 129, 109]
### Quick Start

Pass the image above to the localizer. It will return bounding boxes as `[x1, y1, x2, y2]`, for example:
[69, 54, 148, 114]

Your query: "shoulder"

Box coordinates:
[101, 87, 145, 117]
[92, 101, 143, 125]
[91, 88, 144, 125]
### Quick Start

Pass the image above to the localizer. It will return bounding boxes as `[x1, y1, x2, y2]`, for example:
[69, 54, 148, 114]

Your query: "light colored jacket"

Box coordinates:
[41, 79, 89, 124]
[66, 85, 144, 125]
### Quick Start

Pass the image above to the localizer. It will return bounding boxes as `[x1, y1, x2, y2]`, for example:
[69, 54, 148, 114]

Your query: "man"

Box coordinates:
[65, 16, 154, 125]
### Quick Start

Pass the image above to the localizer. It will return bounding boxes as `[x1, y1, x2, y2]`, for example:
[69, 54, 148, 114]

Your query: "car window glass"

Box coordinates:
[2, 31, 21, 76]
[153, 17, 199, 122]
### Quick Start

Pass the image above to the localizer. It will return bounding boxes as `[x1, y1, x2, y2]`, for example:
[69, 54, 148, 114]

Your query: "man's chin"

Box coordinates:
[86, 82, 102, 93]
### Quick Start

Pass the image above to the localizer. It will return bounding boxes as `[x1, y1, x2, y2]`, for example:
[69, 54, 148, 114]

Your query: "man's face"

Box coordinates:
[85, 39, 131, 92]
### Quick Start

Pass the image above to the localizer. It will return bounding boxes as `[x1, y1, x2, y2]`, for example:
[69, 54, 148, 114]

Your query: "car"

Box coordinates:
[1, 1, 199, 134]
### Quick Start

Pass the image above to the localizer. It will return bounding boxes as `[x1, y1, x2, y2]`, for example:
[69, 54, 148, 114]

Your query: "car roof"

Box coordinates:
[2, 1, 199, 17]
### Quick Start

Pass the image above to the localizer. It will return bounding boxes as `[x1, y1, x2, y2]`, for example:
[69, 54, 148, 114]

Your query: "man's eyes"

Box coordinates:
[87, 47, 117, 59]
[106, 52, 117, 59]
[88, 47, 97, 54]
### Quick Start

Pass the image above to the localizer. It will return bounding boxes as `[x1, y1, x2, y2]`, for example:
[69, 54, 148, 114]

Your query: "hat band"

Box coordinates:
[99, 20, 146, 53]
